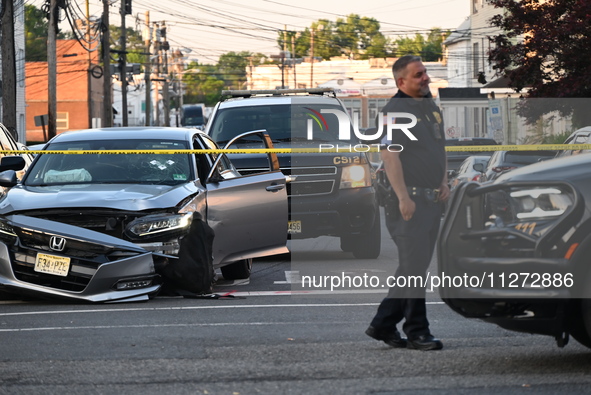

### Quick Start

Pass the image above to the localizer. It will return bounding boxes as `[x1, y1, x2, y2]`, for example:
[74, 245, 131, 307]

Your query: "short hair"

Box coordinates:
[392, 55, 422, 82]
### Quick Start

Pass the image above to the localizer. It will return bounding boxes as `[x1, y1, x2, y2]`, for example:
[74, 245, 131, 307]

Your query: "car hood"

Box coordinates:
[0, 182, 200, 214]
[495, 154, 591, 183]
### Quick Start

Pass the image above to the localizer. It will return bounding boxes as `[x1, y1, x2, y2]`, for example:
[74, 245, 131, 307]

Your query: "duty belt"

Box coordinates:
[407, 186, 440, 203]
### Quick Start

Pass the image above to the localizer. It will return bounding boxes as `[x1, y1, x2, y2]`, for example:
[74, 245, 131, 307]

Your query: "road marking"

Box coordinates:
[0, 320, 370, 333]
[273, 270, 301, 284]
[0, 301, 445, 318]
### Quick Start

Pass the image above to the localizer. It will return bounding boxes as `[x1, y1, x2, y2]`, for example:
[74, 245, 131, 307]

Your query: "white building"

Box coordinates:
[248, 57, 448, 129]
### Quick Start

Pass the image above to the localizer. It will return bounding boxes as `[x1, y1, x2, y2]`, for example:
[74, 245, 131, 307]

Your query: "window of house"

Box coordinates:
[57, 112, 69, 130]
[473, 42, 480, 78]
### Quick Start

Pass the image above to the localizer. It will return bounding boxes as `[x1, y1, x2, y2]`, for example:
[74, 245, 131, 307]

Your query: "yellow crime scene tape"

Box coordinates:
[0, 144, 589, 155]
[445, 144, 591, 152]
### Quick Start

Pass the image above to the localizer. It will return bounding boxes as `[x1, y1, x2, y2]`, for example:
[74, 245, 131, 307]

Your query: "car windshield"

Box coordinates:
[24, 139, 193, 186]
[209, 103, 348, 146]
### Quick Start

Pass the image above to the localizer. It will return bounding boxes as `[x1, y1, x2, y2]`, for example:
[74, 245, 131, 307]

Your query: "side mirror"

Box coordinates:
[473, 163, 484, 172]
[0, 156, 26, 172]
[0, 170, 18, 188]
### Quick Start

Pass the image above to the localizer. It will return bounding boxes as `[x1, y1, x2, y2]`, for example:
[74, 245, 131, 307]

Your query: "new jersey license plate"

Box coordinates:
[288, 220, 302, 234]
[34, 253, 71, 277]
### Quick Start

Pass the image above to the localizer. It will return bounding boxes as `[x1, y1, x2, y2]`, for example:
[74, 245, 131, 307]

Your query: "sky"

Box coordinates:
[27, 0, 471, 64]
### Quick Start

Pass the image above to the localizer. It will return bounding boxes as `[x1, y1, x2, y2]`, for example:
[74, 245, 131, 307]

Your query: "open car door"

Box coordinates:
[201, 131, 288, 266]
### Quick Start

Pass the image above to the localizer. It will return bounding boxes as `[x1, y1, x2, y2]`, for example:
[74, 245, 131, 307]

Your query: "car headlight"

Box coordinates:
[0, 220, 17, 245]
[125, 212, 193, 240]
[509, 187, 572, 219]
[340, 165, 371, 189]
[485, 185, 574, 230]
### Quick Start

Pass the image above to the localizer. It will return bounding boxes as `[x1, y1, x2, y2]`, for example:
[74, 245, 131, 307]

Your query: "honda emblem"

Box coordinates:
[49, 236, 66, 252]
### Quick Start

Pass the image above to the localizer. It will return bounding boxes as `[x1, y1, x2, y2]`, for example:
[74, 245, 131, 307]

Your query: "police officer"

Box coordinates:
[366, 55, 450, 351]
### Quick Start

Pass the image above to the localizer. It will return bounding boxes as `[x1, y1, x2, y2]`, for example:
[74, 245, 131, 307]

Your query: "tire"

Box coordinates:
[220, 258, 253, 280]
[349, 210, 381, 259]
[340, 235, 354, 252]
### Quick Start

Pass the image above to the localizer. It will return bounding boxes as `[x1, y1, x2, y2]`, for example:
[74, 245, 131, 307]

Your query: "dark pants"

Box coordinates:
[370, 196, 442, 339]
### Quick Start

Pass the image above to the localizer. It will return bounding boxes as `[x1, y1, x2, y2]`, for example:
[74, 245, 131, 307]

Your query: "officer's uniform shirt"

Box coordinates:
[379, 91, 446, 189]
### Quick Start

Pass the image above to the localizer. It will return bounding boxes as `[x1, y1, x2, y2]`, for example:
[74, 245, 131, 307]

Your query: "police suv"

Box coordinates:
[205, 88, 380, 259]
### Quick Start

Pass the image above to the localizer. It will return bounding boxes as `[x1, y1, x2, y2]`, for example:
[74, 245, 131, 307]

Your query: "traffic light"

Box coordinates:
[124, 0, 132, 15]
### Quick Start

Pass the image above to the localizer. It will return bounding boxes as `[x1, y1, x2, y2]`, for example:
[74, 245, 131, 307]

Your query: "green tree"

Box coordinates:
[395, 34, 425, 57]
[394, 28, 450, 60]
[488, 0, 591, 127]
[217, 51, 267, 89]
[334, 14, 389, 59]
[422, 28, 448, 61]
[277, 15, 391, 60]
[25, 4, 48, 61]
[182, 52, 267, 105]
[109, 25, 146, 65]
[182, 63, 221, 105]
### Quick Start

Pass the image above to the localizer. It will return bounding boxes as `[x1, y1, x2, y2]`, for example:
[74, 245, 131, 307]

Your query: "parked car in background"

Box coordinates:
[439, 153, 591, 349]
[449, 155, 490, 191]
[206, 88, 381, 259]
[445, 137, 497, 179]
[479, 149, 557, 182]
[0, 127, 288, 303]
[180, 104, 207, 130]
[555, 126, 591, 157]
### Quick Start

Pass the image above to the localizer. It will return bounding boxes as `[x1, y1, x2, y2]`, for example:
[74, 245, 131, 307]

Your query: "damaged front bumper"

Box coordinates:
[0, 215, 161, 303]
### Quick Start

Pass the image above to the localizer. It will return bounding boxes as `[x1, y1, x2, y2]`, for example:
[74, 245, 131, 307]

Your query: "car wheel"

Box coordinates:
[348, 210, 381, 259]
[220, 258, 253, 280]
[340, 235, 354, 252]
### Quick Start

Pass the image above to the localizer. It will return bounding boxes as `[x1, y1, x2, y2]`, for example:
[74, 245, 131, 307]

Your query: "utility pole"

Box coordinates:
[153, 22, 160, 126]
[86, 0, 92, 128]
[281, 26, 286, 88]
[292, 34, 296, 89]
[101, 0, 112, 127]
[162, 21, 170, 126]
[1, 0, 18, 139]
[310, 27, 314, 89]
[119, 0, 129, 126]
[144, 11, 151, 126]
[47, 0, 58, 138]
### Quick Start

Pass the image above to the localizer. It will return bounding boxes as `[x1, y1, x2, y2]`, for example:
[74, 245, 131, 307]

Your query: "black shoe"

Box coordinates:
[365, 326, 407, 348]
[407, 334, 443, 351]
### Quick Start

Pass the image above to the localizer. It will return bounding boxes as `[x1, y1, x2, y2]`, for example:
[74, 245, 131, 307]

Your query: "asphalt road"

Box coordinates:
[1, 220, 591, 394]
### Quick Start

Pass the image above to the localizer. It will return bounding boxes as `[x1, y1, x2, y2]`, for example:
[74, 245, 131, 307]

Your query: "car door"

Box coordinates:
[198, 132, 288, 266]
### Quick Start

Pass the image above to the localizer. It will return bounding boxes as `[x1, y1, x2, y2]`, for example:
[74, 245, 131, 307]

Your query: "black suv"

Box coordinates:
[205, 88, 380, 259]
[439, 153, 591, 348]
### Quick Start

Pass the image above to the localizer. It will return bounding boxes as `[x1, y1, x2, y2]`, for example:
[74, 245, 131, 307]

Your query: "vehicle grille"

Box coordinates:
[288, 180, 335, 196]
[239, 166, 338, 196]
[10, 228, 141, 292]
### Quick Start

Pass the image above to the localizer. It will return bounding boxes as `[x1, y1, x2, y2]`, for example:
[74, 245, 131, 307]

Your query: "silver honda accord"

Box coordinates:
[0, 127, 288, 303]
